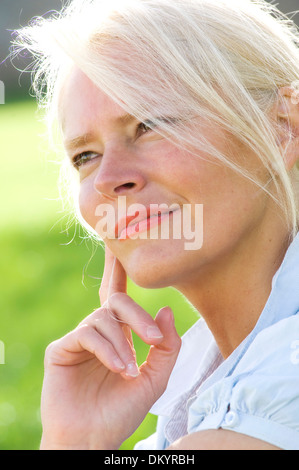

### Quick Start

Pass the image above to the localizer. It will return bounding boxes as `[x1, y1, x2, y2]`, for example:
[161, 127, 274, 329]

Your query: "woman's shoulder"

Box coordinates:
[234, 310, 299, 374]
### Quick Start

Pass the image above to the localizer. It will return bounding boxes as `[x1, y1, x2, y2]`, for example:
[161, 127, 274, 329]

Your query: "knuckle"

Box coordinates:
[108, 292, 128, 307]
[75, 323, 91, 338]
[176, 335, 182, 350]
[44, 339, 61, 366]
[92, 306, 116, 324]
[172, 334, 182, 353]
[77, 307, 119, 333]
[44, 340, 56, 358]
[89, 307, 106, 321]
[77, 308, 105, 326]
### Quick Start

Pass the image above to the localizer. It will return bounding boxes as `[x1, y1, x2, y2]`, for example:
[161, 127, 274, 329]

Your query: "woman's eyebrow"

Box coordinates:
[64, 113, 148, 153]
[64, 133, 97, 153]
[63, 114, 138, 153]
[116, 113, 137, 125]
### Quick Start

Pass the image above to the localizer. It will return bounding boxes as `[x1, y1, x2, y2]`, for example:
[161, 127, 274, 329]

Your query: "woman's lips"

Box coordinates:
[117, 210, 177, 241]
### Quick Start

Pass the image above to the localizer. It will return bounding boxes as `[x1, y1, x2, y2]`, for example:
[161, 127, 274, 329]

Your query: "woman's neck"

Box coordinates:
[175, 217, 290, 359]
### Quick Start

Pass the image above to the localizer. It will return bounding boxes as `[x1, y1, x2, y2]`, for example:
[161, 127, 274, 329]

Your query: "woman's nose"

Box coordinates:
[93, 144, 147, 199]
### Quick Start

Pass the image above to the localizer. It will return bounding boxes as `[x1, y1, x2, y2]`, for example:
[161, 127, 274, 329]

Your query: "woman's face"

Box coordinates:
[61, 68, 272, 289]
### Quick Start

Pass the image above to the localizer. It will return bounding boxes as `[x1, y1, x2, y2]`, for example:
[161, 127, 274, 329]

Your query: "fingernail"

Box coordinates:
[126, 362, 140, 378]
[146, 326, 164, 339]
[146, 326, 163, 339]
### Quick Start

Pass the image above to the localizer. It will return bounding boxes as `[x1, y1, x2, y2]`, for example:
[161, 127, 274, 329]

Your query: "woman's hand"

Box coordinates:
[40, 248, 181, 450]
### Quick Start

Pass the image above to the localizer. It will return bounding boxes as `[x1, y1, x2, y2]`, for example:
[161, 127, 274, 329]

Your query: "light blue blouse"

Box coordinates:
[136, 233, 299, 450]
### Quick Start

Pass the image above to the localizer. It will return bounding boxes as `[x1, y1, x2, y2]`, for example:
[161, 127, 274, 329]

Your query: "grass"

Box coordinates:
[0, 100, 197, 450]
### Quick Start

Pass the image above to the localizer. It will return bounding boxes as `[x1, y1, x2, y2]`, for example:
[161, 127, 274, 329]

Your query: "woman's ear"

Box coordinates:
[275, 86, 299, 171]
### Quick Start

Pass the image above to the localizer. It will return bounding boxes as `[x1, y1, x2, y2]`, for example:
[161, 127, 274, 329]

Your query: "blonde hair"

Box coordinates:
[12, 0, 299, 240]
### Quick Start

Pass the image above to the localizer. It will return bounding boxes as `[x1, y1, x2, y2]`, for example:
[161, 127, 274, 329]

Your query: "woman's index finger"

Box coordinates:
[108, 256, 127, 298]
[99, 247, 127, 305]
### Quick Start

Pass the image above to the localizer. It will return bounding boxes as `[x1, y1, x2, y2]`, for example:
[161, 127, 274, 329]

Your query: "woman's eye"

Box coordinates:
[137, 117, 179, 137]
[72, 151, 100, 169]
[137, 121, 155, 135]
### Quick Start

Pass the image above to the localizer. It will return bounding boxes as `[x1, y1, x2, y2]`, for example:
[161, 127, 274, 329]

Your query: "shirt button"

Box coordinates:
[224, 411, 239, 428]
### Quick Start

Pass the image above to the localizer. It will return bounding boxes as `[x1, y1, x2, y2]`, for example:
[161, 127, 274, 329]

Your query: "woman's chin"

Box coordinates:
[128, 271, 169, 290]
[108, 237, 199, 289]
[120, 244, 186, 289]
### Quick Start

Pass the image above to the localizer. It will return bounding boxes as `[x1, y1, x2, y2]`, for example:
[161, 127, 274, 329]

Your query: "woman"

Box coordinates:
[13, 0, 299, 449]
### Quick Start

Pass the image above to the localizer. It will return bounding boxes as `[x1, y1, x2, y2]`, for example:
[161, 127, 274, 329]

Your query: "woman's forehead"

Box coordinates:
[60, 67, 131, 135]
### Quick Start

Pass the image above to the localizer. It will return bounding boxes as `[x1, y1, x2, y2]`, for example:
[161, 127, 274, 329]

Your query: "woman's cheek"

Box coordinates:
[78, 182, 99, 228]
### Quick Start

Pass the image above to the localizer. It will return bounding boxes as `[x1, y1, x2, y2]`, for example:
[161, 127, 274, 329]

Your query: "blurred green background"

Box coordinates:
[1, 0, 298, 451]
